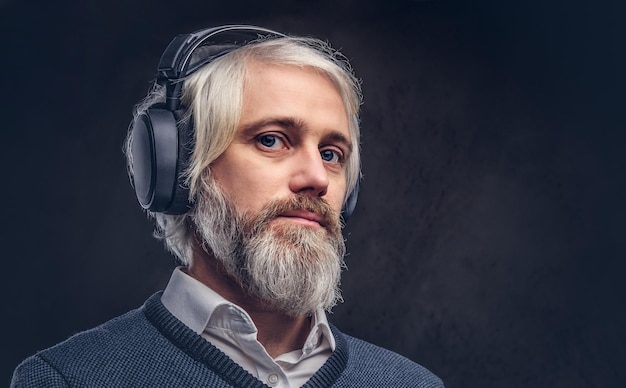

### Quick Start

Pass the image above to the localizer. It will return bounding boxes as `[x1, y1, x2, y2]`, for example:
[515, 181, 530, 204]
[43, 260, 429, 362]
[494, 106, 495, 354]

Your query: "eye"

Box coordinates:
[257, 134, 284, 149]
[320, 148, 342, 163]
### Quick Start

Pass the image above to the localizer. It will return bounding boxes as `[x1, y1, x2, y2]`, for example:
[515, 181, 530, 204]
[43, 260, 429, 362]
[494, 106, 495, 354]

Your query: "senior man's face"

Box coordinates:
[211, 61, 351, 225]
[193, 61, 352, 316]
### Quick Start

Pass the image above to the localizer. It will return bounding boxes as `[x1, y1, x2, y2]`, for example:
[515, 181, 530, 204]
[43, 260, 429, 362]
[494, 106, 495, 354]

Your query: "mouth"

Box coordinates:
[276, 209, 327, 229]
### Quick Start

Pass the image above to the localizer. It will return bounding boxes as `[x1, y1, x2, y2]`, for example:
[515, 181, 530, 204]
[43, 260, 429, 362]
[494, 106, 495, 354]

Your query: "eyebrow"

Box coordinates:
[240, 117, 304, 135]
[239, 116, 353, 153]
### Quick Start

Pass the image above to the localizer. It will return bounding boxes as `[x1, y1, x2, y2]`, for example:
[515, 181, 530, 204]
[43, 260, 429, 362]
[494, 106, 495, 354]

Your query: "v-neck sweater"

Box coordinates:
[12, 293, 443, 387]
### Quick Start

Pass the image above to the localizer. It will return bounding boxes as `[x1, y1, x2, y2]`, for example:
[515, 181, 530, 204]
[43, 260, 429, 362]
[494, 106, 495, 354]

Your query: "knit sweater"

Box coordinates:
[12, 293, 444, 387]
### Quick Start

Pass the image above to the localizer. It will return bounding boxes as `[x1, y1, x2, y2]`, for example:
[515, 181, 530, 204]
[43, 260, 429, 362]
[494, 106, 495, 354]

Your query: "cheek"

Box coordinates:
[328, 181, 348, 213]
[214, 164, 284, 214]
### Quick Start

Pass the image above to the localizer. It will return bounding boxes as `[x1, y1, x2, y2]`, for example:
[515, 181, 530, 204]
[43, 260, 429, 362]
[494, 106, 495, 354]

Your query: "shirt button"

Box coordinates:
[267, 373, 279, 386]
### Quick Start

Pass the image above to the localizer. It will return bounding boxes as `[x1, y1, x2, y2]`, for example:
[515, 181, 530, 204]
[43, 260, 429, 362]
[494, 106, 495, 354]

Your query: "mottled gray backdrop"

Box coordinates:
[2, 1, 625, 387]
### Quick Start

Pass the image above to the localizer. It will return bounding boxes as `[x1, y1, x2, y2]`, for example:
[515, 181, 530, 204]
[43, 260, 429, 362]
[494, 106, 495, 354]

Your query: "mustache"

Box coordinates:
[244, 195, 341, 235]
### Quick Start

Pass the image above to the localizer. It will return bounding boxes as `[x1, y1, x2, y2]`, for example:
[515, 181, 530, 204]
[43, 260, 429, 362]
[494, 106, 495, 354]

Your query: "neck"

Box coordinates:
[188, 240, 312, 358]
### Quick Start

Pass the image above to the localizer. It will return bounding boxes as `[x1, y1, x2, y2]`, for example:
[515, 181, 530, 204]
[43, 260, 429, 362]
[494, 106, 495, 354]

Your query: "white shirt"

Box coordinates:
[161, 267, 335, 388]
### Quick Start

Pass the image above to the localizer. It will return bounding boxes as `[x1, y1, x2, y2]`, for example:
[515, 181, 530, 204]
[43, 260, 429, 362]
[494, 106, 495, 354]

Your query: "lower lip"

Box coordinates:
[276, 216, 323, 229]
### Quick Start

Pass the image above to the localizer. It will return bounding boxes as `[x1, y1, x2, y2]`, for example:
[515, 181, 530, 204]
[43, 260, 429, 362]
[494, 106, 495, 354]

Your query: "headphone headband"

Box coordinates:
[157, 26, 285, 111]
[158, 25, 285, 81]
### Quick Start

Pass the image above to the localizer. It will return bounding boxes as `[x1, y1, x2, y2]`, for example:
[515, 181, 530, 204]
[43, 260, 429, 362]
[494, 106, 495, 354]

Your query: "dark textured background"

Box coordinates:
[2, 1, 625, 387]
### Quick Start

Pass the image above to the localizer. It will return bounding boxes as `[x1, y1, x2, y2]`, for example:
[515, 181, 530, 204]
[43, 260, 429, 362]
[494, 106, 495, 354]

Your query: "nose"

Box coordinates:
[288, 146, 329, 198]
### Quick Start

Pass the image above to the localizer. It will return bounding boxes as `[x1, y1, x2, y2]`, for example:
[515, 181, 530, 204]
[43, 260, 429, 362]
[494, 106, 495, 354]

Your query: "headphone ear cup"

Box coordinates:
[130, 107, 190, 214]
[341, 180, 359, 222]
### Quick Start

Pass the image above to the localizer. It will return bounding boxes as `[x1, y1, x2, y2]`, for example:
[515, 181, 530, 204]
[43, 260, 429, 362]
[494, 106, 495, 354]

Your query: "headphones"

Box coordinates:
[129, 25, 359, 220]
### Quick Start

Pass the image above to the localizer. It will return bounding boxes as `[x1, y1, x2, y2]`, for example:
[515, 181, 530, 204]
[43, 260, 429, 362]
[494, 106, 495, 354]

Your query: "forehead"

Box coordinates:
[240, 61, 349, 134]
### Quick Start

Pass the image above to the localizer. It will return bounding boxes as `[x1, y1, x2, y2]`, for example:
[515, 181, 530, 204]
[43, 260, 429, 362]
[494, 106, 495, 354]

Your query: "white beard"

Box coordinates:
[191, 174, 346, 317]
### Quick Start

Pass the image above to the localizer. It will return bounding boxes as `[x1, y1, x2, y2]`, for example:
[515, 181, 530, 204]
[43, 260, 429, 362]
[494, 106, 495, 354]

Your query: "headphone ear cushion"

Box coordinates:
[165, 111, 193, 215]
[130, 107, 190, 214]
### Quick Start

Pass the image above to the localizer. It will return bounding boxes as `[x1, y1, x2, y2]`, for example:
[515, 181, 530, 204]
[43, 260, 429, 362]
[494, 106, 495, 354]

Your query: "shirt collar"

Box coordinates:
[161, 267, 336, 351]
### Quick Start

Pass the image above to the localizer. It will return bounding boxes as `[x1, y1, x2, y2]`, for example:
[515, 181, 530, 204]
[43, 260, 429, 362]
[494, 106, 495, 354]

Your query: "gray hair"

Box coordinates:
[125, 35, 362, 264]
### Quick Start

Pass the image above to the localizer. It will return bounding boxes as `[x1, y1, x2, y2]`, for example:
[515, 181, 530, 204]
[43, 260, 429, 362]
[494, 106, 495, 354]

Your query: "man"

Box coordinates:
[12, 25, 443, 387]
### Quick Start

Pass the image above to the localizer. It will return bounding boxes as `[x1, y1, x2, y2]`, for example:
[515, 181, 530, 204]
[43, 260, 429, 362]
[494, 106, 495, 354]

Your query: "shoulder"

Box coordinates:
[11, 354, 68, 387]
[11, 296, 172, 387]
[39, 305, 155, 359]
[331, 326, 444, 388]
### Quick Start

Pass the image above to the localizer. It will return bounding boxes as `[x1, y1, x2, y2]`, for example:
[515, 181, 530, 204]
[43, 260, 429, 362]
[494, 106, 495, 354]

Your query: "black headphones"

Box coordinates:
[129, 25, 359, 220]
